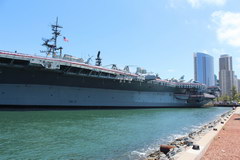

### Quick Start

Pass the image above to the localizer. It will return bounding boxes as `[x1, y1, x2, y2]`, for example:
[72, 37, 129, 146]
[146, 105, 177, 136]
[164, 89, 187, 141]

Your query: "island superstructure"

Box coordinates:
[0, 19, 216, 108]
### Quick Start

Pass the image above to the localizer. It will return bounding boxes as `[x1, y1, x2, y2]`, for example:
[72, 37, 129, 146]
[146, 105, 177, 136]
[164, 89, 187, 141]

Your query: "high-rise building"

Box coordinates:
[219, 54, 234, 96]
[214, 74, 219, 87]
[234, 75, 238, 93]
[194, 52, 214, 86]
[238, 79, 240, 93]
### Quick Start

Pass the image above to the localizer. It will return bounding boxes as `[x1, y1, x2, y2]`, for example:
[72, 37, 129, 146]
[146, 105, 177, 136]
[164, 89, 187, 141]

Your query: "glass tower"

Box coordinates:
[194, 52, 214, 86]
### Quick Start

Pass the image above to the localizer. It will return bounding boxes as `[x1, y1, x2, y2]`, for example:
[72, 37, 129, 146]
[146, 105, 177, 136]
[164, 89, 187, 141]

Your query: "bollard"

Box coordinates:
[192, 144, 200, 150]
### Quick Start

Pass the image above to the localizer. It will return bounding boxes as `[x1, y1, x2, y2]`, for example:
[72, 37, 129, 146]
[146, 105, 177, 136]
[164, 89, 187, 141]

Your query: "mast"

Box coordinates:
[42, 17, 63, 58]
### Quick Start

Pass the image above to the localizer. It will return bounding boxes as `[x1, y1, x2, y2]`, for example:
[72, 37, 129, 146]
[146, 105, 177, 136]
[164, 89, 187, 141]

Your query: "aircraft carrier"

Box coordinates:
[0, 19, 216, 108]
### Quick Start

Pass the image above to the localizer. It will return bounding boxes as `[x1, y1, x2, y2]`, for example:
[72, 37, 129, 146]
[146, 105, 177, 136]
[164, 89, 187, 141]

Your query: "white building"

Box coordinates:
[219, 54, 234, 96]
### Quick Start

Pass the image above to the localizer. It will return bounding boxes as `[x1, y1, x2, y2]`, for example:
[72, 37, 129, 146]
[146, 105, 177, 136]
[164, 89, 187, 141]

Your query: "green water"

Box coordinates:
[0, 107, 230, 160]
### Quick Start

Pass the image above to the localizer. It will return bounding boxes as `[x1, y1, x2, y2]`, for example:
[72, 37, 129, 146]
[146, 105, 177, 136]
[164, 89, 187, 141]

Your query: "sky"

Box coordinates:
[0, 0, 240, 81]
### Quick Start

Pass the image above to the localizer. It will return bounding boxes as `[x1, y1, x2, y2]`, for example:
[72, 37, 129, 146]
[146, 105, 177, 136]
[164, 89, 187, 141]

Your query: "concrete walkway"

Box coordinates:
[176, 107, 239, 160]
[201, 108, 240, 160]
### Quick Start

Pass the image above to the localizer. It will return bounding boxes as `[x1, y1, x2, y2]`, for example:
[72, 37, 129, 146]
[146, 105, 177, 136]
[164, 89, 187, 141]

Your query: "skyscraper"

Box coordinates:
[234, 75, 238, 93]
[219, 54, 234, 96]
[194, 52, 214, 86]
[238, 79, 240, 93]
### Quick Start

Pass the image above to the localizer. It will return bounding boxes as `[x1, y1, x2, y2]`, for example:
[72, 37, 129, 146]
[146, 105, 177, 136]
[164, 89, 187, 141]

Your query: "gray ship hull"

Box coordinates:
[0, 51, 214, 108]
[0, 84, 206, 107]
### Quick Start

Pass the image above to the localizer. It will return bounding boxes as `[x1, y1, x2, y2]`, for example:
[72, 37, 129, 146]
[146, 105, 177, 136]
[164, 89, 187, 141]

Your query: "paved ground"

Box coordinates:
[201, 111, 240, 160]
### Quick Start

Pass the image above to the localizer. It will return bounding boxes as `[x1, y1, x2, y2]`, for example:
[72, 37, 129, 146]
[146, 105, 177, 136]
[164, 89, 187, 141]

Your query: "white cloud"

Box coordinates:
[187, 0, 226, 7]
[169, 0, 227, 8]
[212, 11, 240, 47]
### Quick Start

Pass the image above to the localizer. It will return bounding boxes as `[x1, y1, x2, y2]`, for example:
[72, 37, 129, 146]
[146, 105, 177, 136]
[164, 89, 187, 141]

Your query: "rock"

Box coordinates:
[146, 156, 159, 160]
[166, 148, 177, 157]
[186, 141, 193, 146]
[189, 132, 197, 138]
[183, 137, 189, 141]
[208, 125, 213, 128]
[213, 128, 218, 131]
[175, 138, 183, 141]
[177, 146, 185, 152]
[170, 141, 177, 146]
[159, 153, 168, 160]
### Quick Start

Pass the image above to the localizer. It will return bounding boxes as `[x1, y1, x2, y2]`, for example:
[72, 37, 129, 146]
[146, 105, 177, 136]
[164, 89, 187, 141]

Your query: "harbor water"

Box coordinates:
[0, 107, 230, 160]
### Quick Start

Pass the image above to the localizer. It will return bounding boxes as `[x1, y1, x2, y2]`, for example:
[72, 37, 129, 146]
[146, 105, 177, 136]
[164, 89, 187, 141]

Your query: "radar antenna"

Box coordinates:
[85, 55, 93, 64]
[41, 17, 63, 58]
[95, 51, 102, 66]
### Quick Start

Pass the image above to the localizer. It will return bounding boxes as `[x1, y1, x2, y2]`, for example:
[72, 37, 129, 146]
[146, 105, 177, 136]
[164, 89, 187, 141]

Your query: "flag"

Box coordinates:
[63, 36, 69, 42]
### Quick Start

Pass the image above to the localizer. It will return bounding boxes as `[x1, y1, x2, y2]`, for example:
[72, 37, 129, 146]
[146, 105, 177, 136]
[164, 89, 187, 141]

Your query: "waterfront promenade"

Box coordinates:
[176, 107, 240, 160]
[201, 107, 240, 160]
